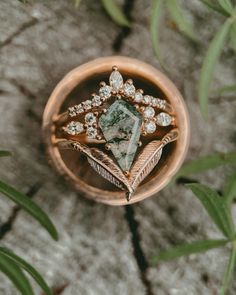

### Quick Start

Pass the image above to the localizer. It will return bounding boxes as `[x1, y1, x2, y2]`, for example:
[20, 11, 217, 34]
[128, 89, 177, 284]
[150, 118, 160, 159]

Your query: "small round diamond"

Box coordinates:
[99, 85, 112, 99]
[68, 107, 77, 117]
[157, 99, 166, 109]
[124, 83, 135, 96]
[144, 121, 156, 134]
[85, 112, 96, 125]
[92, 95, 102, 107]
[86, 127, 97, 139]
[134, 92, 143, 103]
[143, 95, 152, 105]
[156, 112, 172, 126]
[74, 104, 84, 114]
[83, 100, 92, 110]
[151, 98, 158, 107]
[66, 121, 84, 135]
[143, 107, 155, 118]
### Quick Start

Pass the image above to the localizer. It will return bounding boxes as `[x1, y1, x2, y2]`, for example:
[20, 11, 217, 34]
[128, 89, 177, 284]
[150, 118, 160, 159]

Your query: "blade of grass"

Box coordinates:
[199, 0, 230, 16]
[199, 17, 233, 118]
[152, 239, 228, 263]
[0, 252, 34, 295]
[150, 0, 164, 66]
[174, 151, 236, 180]
[217, 0, 233, 15]
[101, 0, 130, 27]
[229, 21, 236, 53]
[165, 0, 198, 42]
[0, 151, 12, 157]
[223, 171, 236, 205]
[0, 180, 58, 241]
[217, 84, 236, 95]
[0, 247, 52, 295]
[187, 183, 235, 239]
[220, 244, 236, 295]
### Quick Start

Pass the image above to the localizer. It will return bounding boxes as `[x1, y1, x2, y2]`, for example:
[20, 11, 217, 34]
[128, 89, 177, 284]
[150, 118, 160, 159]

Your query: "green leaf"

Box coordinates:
[0, 247, 52, 295]
[220, 245, 236, 295]
[0, 180, 58, 241]
[223, 171, 236, 205]
[0, 150, 12, 157]
[165, 0, 198, 42]
[199, 0, 230, 16]
[229, 21, 236, 52]
[174, 151, 236, 179]
[150, 0, 163, 65]
[199, 18, 233, 118]
[217, 0, 234, 15]
[0, 252, 34, 295]
[152, 239, 228, 263]
[217, 84, 236, 95]
[187, 183, 235, 239]
[101, 0, 130, 27]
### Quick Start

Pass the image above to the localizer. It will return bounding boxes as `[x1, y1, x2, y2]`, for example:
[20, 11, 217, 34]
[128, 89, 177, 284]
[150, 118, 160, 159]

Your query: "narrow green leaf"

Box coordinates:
[0, 181, 58, 241]
[174, 151, 236, 179]
[0, 150, 12, 157]
[199, 18, 232, 118]
[152, 239, 228, 263]
[223, 171, 236, 204]
[0, 247, 52, 295]
[0, 252, 34, 295]
[217, 84, 236, 95]
[229, 21, 236, 53]
[187, 183, 235, 239]
[217, 0, 233, 15]
[101, 0, 130, 27]
[150, 0, 163, 65]
[199, 0, 230, 16]
[165, 0, 198, 42]
[220, 245, 236, 295]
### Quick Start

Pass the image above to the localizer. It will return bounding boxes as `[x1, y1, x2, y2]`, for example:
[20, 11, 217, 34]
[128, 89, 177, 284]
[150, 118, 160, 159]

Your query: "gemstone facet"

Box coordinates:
[85, 112, 96, 125]
[123, 83, 135, 97]
[66, 121, 84, 135]
[144, 121, 156, 134]
[156, 112, 172, 126]
[109, 70, 123, 91]
[99, 85, 112, 99]
[99, 99, 142, 171]
[134, 91, 143, 103]
[143, 107, 155, 118]
[86, 127, 97, 138]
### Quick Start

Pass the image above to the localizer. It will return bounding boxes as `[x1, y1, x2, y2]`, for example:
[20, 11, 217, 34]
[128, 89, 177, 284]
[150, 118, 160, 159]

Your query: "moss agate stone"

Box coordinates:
[99, 100, 142, 171]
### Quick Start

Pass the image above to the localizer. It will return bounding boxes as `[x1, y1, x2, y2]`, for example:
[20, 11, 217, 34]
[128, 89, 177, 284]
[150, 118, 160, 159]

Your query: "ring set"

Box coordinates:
[43, 57, 190, 205]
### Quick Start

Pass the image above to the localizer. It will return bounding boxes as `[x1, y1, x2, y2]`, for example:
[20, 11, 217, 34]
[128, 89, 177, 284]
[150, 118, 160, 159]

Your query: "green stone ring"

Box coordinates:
[43, 57, 190, 205]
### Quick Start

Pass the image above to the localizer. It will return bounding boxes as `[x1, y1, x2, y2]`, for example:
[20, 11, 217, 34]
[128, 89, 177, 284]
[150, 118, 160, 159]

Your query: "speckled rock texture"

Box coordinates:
[0, 0, 235, 295]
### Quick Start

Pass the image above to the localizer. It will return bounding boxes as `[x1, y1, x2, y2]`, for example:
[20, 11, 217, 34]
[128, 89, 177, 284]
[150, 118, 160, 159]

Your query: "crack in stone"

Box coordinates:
[124, 205, 154, 295]
[0, 18, 38, 49]
[112, 0, 136, 52]
[0, 182, 42, 240]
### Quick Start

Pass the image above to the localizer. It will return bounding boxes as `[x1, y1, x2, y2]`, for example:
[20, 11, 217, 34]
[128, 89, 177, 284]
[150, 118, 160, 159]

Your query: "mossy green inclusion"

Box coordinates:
[99, 99, 142, 171]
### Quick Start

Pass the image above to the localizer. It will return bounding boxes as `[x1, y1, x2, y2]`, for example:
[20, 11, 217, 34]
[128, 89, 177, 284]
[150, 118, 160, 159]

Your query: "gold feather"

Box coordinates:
[129, 129, 179, 191]
[71, 142, 133, 199]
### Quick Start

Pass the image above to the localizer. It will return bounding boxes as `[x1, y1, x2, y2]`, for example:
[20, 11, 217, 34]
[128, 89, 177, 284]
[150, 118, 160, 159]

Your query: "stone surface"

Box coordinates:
[99, 99, 142, 171]
[0, 0, 235, 295]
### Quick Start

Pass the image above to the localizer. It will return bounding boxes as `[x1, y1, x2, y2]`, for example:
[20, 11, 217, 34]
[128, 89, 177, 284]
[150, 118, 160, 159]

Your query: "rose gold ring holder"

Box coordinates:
[42, 56, 190, 205]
